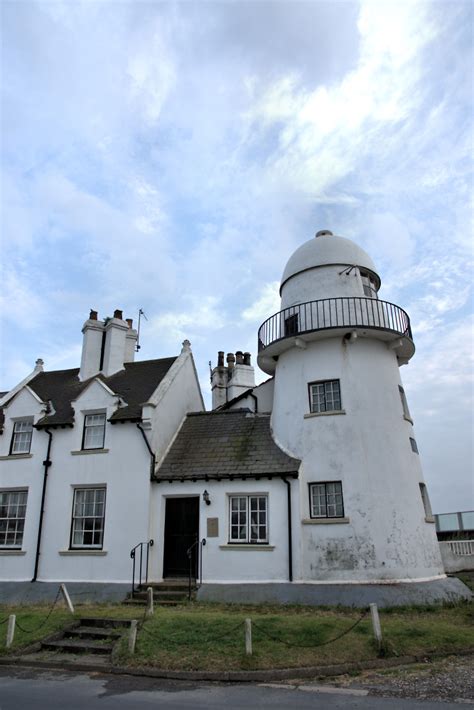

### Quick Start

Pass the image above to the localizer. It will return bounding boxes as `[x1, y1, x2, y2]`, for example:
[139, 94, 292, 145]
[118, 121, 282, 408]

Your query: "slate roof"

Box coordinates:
[155, 410, 300, 481]
[8, 358, 177, 428]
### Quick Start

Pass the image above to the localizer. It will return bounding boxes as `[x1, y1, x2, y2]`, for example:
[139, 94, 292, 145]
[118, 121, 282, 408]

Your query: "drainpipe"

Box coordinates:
[281, 476, 293, 582]
[136, 423, 155, 478]
[250, 393, 258, 413]
[32, 428, 53, 582]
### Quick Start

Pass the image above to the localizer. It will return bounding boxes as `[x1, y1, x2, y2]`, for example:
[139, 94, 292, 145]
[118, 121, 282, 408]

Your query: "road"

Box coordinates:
[0, 666, 469, 710]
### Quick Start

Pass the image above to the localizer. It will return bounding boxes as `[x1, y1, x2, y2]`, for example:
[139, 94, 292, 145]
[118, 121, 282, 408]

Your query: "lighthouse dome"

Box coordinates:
[280, 230, 380, 293]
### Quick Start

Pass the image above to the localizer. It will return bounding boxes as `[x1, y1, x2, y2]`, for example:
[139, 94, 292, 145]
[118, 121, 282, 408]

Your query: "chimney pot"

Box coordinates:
[89, 309, 98, 321]
[126, 318, 133, 328]
[226, 353, 235, 367]
[113, 309, 123, 320]
[243, 352, 251, 366]
[235, 351, 244, 365]
[217, 351, 225, 367]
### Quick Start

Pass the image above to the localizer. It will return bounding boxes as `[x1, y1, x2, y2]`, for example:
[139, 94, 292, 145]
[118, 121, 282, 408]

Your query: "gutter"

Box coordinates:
[32, 428, 53, 582]
[281, 476, 293, 582]
[136, 423, 155, 478]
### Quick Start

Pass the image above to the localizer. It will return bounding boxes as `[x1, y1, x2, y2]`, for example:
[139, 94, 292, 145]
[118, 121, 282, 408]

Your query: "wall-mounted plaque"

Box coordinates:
[207, 517, 219, 538]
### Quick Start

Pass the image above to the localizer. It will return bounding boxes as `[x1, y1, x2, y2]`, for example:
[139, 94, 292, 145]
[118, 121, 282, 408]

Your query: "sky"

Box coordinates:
[1, 0, 472, 513]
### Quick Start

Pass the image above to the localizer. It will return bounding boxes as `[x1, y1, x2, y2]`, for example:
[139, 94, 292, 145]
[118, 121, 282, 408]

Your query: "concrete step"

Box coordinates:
[78, 617, 133, 629]
[65, 626, 121, 641]
[41, 639, 114, 655]
[134, 590, 190, 600]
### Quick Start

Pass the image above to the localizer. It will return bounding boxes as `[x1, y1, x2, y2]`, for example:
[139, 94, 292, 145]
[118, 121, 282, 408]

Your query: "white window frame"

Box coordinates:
[0, 489, 28, 548]
[308, 380, 342, 414]
[70, 487, 106, 549]
[10, 419, 33, 455]
[229, 495, 269, 544]
[82, 412, 106, 450]
[419, 483, 433, 520]
[309, 481, 344, 519]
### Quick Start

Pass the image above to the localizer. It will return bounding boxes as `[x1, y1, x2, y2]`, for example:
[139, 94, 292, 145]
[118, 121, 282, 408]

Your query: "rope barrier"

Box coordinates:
[251, 609, 368, 649]
[14, 587, 62, 634]
[0, 617, 9, 626]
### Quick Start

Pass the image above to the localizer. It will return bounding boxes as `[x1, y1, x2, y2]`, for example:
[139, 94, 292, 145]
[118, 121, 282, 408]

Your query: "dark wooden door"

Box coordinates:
[163, 497, 199, 578]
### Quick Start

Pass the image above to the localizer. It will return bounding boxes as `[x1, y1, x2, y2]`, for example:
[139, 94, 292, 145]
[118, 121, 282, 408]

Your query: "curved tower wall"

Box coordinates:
[271, 242, 444, 583]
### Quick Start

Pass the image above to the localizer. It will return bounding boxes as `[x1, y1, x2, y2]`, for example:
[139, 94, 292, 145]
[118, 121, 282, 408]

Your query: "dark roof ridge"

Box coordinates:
[187, 408, 255, 417]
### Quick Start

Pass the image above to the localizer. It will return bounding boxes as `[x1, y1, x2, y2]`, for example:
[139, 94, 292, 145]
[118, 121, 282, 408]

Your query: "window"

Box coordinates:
[82, 413, 106, 450]
[410, 437, 419, 454]
[360, 270, 378, 299]
[70, 487, 106, 548]
[10, 419, 33, 455]
[308, 380, 341, 413]
[0, 490, 28, 547]
[399, 386, 412, 421]
[229, 495, 268, 543]
[419, 483, 433, 519]
[309, 482, 344, 518]
[284, 313, 299, 337]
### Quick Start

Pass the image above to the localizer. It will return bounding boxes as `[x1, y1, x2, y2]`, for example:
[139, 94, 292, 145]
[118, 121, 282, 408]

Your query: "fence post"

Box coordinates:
[146, 587, 154, 617]
[245, 618, 252, 656]
[369, 603, 383, 650]
[6, 615, 16, 649]
[60, 584, 75, 614]
[128, 619, 138, 654]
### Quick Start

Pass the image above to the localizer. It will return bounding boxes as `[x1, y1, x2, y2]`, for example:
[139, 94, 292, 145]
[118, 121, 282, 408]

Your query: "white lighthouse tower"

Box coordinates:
[258, 230, 445, 584]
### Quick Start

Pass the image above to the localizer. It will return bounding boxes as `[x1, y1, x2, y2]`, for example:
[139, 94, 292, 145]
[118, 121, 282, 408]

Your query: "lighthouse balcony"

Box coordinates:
[257, 297, 415, 374]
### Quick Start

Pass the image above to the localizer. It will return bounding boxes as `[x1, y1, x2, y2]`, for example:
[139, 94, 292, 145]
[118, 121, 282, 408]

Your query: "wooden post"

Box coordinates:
[128, 619, 138, 654]
[245, 618, 252, 656]
[6, 615, 16, 649]
[369, 603, 383, 649]
[146, 586, 154, 617]
[60, 583, 75, 614]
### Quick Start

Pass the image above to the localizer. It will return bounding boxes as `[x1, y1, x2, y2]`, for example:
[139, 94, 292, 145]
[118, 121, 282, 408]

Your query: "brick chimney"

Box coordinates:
[79, 309, 106, 381]
[124, 318, 138, 363]
[79, 308, 134, 381]
[211, 351, 228, 409]
[101, 310, 129, 377]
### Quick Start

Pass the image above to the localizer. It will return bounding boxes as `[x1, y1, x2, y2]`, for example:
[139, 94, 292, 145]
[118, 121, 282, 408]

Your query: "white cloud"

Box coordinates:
[241, 282, 280, 323]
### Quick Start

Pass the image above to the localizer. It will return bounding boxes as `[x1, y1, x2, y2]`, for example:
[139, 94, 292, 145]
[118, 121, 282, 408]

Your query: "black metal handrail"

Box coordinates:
[130, 539, 154, 596]
[187, 537, 206, 600]
[258, 296, 412, 351]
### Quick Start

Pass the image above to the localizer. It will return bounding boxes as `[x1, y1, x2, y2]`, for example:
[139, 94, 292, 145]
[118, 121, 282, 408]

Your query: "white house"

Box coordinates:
[0, 234, 471, 606]
[0, 309, 204, 585]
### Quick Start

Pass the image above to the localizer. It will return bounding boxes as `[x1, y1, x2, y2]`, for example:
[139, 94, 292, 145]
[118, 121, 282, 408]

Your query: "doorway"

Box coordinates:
[163, 497, 199, 578]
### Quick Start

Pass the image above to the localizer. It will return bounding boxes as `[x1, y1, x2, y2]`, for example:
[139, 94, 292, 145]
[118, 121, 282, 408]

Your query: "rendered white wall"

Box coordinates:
[149, 478, 298, 583]
[271, 336, 444, 582]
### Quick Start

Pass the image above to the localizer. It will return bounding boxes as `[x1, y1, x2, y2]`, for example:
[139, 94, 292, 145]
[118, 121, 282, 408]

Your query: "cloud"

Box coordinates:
[241, 282, 280, 323]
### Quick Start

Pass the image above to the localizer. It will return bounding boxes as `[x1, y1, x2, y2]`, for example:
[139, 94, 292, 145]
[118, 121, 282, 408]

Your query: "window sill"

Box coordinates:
[219, 544, 275, 551]
[304, 410, 346, 419]
[0, 453, 33, 460]
[425, 516, 435, 524]
[0, 549, 26, 555]
[302, 517, 350, 525]
[403, 415, 414, 425]
[59, 550, 107, 556]
[70, 449, 109, 456]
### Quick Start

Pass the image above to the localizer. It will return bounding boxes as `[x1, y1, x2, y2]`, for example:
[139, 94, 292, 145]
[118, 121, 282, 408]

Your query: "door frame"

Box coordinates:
[162, 495, 200, 579]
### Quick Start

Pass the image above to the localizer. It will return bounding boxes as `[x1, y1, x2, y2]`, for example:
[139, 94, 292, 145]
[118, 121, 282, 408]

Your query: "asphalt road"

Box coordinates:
[0, 667, 468, 710]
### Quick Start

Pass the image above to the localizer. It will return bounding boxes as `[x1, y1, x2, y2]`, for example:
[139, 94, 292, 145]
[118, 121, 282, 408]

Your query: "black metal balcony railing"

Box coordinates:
[258, 297, 412, 352]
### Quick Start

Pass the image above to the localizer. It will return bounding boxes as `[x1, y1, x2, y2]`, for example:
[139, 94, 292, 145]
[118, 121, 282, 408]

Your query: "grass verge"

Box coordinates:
[1, 600, 472, 671]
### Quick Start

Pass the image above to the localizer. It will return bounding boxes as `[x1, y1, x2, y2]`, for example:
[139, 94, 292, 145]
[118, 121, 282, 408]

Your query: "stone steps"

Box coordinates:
[39, 617, 134, 658]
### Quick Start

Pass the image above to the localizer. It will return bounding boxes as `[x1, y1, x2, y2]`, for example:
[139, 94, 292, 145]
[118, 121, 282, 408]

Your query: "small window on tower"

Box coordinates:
[308, 380, 342, 413]
[309, 481, 344, 518]
[399, 386, 412, 422]
[410, 437, 419, 454]
[360, 270, 378, 299]
[419, 483, 434, 521]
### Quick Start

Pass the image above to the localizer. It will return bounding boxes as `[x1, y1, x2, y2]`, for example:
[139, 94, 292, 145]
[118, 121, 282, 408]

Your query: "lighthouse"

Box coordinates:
[258, 230, 445, 583]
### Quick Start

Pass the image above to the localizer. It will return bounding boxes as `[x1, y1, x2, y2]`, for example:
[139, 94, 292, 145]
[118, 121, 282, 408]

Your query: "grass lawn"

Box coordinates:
[1, 599, 473, 671]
